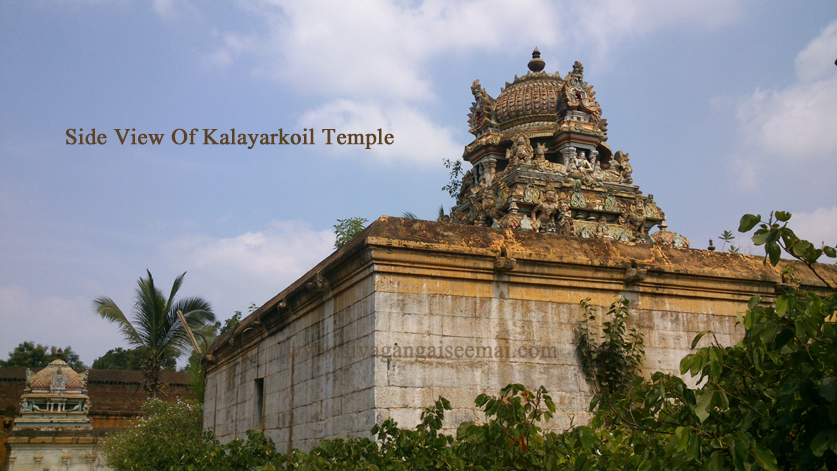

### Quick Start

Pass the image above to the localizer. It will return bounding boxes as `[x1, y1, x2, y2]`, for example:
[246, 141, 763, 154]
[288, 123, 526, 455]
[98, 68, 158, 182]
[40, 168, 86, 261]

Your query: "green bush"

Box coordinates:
[102, 399, 205, 471]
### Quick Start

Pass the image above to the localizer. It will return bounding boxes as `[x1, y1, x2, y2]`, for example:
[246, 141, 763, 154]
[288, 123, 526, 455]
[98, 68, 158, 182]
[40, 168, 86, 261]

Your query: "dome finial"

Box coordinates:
[528, 47, 545, 72]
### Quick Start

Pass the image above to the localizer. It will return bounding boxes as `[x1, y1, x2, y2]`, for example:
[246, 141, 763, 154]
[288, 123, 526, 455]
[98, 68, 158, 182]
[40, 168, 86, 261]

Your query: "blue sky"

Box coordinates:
[1, 0, 836, 367]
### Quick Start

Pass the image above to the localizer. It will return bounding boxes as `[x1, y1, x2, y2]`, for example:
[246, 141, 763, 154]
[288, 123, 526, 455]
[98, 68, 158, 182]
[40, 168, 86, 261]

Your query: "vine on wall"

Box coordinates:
[575, 297, 645, 398]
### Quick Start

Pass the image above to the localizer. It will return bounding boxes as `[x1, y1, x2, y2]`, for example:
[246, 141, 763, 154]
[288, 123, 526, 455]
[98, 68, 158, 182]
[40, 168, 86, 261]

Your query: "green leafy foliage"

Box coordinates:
[739, 212, 836, 286]
[441, 158, 463, 199]
[102, 399, 206, 471]
[456, 384, 556, 469]
[438, 204, 447, 222]
[92, 347, 176, 371]
[576, 297, 645, 397]
[103, 399, 287, 471]
[0, 341, 87, 369]
[560, 211, 837, 470]
[720, 230, 739, 253]
[333, 217, 368, 249]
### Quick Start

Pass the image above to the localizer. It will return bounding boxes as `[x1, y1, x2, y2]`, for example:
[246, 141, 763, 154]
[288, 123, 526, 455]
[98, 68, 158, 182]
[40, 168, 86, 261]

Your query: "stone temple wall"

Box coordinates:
[203, 272, 378, 453]
[202, 217, 837, 452]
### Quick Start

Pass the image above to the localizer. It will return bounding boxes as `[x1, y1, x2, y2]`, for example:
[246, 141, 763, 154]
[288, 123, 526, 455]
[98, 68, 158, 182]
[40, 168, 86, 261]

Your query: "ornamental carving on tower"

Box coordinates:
[447, 49, 689, 248]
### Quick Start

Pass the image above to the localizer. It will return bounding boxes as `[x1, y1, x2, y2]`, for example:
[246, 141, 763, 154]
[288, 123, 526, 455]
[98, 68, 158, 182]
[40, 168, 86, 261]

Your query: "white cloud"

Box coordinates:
[159, 220, 336, 319]
[201, 0, 754, 171]
[204, 32, 257, 69]
[150, 0, 197, 20]
[573, 0, 746, 59]
[297, 100, 461, 166]
[792, 206, 837, 248]
[163, 220, 334, 279]
[732, 20, 837, 189]
[796, 21, 837, 83]
[221, 0, 560, 101]
[211, 0, 748, 100]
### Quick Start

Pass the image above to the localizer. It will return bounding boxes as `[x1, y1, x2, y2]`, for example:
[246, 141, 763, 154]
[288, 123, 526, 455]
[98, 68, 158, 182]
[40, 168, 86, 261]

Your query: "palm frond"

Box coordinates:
[402, 211, 419, 219]
[167, 271, 186, 313]
[93, 296, 142, 345]
[169, 297, 216, 353]
[135, 272, 169, 349]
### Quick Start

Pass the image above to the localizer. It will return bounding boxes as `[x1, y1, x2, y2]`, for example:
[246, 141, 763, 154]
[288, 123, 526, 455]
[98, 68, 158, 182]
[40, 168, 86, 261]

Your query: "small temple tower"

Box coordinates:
[6, 352, 107, 470]
[451, 49, 688, 247]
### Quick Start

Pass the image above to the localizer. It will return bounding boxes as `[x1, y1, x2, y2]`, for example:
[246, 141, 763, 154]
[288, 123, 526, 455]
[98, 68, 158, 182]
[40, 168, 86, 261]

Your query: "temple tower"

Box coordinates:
[6, 353, 107, 470]
[453, 49, 688, 247]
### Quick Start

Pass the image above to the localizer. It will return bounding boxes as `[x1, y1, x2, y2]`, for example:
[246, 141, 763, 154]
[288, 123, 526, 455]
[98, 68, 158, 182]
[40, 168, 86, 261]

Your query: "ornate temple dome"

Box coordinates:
[28, 357, 86, 390]
[494, 72, 563, 129]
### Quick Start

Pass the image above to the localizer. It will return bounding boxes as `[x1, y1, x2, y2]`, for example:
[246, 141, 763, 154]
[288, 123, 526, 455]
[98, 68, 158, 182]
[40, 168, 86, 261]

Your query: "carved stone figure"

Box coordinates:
[616, 151, 633, 183]
[498, 200, 523, 230]
[567, 152, 579, 173]
[534, 143, 546, 163]
[628, 200, 647, 236]
[478, 193, 501, 226]
[577, 151, 593, 173]
[508, 135, 533, 165]
[468, 79, 496, 135]
[604, 189, 618, 212]
[458, 170, 474, 201]
[556, 200, 572, 235]
[595, 216, 613, 240]
[530, 189, 560, 232]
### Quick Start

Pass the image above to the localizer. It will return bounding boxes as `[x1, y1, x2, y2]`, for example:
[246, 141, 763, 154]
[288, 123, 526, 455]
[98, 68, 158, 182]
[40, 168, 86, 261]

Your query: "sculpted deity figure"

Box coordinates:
[567, 153, 579, 173]
[535, 143, 546, 163]
[577, 151, 593, 173]
[628, 200, 647, 235]
[530, 189, 561, 232]
[556, 200, 572, 235]
[508, 136, 533, 164]
[618, 211, 628, 226]
[595, 216, 612, 240]
[478, 193, 501, 227]
[616, 151, 633, 183]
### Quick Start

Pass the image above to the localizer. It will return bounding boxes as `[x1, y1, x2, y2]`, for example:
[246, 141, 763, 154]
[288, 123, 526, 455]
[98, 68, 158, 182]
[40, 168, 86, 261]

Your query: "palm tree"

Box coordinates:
[94, 270, 215, 398]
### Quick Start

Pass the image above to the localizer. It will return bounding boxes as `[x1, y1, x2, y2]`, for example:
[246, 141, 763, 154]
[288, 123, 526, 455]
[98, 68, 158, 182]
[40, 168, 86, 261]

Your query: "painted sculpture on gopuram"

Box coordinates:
[450, 48, 689, 248]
